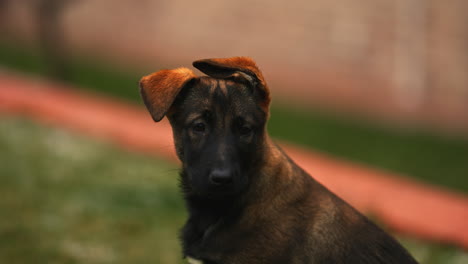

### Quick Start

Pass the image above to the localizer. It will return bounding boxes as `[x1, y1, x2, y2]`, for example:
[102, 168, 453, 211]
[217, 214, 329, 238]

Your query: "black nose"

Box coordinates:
[209, 168, 233, 185]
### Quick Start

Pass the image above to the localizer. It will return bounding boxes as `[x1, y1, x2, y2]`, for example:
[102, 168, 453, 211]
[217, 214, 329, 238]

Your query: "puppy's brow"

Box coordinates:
[243, 117, 255, 125]
[186, 113, 203, 124]
[198, 77, 217, 95]
[218, 80, 228, 97]
[209, 80, 217, 95]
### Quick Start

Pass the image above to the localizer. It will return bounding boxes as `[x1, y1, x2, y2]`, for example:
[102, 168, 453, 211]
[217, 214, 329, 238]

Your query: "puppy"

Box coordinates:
[139, 57, 418, 264]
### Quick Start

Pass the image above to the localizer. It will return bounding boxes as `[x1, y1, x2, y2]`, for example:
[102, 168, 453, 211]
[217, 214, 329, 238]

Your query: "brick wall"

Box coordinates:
[2, 0, 467, 134]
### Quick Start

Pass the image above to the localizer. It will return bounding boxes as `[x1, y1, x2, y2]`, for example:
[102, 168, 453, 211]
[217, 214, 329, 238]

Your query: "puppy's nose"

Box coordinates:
[209, 168, 233, 185]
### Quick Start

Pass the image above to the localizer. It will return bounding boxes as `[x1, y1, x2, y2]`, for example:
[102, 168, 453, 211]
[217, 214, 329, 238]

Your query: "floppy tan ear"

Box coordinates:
[139, 67, 197, 122]
[192, 57, 271, 111]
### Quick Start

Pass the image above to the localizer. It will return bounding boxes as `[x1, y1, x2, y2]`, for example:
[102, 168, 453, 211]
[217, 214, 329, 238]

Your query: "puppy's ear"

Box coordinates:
[192, 57, 271, 111]
[139, 67, 197, 122]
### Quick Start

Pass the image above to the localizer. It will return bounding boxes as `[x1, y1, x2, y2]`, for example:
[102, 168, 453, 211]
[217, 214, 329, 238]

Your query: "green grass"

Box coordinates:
[1, 40, 468, 193]
[0, 117, 185, 264]
[0, 116, 467, 263]
[0, 41, 140, 100]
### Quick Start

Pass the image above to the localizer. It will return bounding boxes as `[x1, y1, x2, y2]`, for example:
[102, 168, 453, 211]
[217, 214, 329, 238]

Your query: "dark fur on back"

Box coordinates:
[139, 57, 418, 264]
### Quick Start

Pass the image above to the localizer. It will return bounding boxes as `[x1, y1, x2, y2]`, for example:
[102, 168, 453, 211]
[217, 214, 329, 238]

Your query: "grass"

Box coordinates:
[0, 117, 185, 264]
[1, 40, 468, 194]
[0, 116, 467, 263]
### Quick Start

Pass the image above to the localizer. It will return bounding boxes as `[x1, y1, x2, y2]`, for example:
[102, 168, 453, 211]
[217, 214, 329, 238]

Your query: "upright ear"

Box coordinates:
[192, 57, 271, 111]
[139, 67, 197, 122]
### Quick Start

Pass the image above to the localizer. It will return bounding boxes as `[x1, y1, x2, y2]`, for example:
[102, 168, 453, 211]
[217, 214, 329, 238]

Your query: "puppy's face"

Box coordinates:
[168, 77, 267, 197]
[139, 57, 271, 198]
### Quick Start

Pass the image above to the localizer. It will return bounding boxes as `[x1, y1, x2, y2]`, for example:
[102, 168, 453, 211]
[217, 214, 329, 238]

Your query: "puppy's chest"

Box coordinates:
[187, 256, 204, 264]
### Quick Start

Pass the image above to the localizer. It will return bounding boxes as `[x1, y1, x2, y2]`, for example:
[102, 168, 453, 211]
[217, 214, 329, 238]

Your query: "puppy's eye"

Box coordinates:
[192, 122, 206, 133]
[239, 126, 252, 136]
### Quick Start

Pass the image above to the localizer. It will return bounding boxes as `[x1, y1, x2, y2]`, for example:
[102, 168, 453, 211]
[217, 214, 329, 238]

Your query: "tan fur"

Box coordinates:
[139, 67, 197, 122]
[218, 79, 228, 97]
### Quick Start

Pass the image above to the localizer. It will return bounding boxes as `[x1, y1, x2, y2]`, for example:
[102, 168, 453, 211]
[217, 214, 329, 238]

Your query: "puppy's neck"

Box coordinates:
[243, 135, 300, 202]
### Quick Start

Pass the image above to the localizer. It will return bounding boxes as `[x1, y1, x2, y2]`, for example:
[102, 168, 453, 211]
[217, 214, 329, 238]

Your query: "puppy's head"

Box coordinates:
[139, 57, 271, 198]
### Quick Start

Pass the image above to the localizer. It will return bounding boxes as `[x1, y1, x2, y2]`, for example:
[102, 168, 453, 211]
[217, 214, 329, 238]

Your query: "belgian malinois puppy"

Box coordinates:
[139, 57, 418, 264]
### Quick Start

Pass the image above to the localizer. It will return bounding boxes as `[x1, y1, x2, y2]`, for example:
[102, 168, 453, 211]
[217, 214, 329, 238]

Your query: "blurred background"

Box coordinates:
[0, 0, 467, 263]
